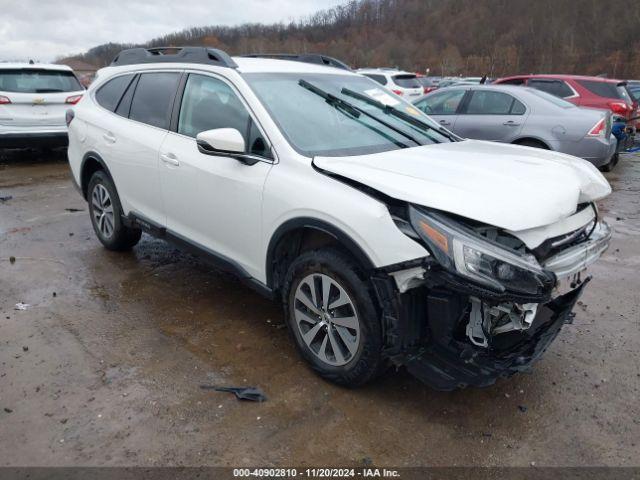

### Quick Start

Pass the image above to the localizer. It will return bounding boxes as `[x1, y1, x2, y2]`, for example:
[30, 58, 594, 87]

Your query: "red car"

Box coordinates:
[493, 74, 639, 126]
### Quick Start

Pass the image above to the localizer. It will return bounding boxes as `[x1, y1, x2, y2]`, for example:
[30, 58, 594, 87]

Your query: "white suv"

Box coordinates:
[67, 47, 612, 390]
[0, 63, 84, 148]
[357, 68, 424, 99]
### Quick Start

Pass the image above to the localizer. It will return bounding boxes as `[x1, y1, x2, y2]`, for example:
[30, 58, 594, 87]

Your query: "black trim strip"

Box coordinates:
[126, 212, 274, 299]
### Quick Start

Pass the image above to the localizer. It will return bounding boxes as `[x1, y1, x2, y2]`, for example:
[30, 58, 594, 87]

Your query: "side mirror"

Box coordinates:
[196, 128, 245, 155]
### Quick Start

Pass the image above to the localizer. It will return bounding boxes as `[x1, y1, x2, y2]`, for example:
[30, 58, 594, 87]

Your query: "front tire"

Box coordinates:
[282, 248, 384, 387]
[87, 170, 141, 251]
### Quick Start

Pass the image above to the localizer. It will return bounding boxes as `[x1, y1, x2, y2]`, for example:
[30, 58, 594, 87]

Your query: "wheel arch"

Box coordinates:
[266, 217, 375, 294]
[80, 151, 114, 200]
[512, 137, 551, 150]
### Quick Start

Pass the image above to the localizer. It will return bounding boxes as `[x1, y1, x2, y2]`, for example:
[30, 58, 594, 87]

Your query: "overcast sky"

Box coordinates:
[0, 0, 341, 62]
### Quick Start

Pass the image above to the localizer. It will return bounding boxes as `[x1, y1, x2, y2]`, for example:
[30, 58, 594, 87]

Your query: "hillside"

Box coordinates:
[61, 0, 640, 78]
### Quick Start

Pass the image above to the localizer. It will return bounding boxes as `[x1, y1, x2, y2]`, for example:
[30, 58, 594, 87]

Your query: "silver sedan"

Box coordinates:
[413, 85, 617, 170]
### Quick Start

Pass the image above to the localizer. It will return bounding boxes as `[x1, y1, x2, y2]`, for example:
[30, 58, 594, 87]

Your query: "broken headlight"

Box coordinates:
[408, 206, 554, 296]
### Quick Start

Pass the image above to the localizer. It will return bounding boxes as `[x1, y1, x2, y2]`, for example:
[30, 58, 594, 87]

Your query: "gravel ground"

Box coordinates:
[0, 149, 638, 467]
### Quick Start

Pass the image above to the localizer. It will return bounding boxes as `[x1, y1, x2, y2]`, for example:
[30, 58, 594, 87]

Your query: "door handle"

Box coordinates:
[439, 120, 451, 126]
[103, 132, 116, 143]
[160, 153, 180, 167]
[503, 121, 521, 126]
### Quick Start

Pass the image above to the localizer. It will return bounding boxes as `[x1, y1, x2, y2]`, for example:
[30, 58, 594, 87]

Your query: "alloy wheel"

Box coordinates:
[91, 184, 115, 239]
[293, 273, 361, 367]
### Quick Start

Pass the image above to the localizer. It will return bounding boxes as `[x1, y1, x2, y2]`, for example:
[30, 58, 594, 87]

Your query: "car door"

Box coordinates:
[158, 72, 274, 277]
[454, 90, 526, 142]
[413, 88, 466, 130]
[96, 71, 181, 226]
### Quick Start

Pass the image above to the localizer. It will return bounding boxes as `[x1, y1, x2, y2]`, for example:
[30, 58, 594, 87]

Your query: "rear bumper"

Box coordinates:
[0, 128, 68, 148]
[557, 135, 617, 167]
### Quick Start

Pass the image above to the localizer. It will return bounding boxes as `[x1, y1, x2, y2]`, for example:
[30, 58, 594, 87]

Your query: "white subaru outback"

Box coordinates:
[67, 47, 612, 390]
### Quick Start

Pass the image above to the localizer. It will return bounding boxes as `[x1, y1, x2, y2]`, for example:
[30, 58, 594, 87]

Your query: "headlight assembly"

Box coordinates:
[407, 206, 554, 296]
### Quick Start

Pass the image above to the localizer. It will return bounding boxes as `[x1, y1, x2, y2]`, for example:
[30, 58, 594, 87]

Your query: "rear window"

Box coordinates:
[129, 73, 180, 129]
[526, 88, 575, 108]
[393, 75, 421, 88]
[577, 80, 625, 99]
[0, 68, 82, 93]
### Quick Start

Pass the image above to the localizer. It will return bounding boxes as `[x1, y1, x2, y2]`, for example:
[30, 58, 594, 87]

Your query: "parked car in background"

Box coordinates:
[413, 85, 618, 170]
[358, 68, 423, 99]
[493, 74, 637, 123]
[68, 47, 612, 390]
[627, 80, 640, 102]
[0, 63, 84, 148]
[437, 78, 477, 89]
[416, 75, 439, 94]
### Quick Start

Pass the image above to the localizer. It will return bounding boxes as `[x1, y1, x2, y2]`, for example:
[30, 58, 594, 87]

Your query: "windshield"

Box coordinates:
[245, 72, 451, 157]
[526, 88, 575, 108]
[0, 69, 82, 93]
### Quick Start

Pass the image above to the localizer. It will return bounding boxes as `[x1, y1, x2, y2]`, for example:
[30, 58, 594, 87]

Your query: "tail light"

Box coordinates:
[65, 109, 75, 127]
[65, 94, 83, 105]
[608, 101, 630, 116]
[0, 95, 11, 105]
[588, 118, 606, 137]
[392, 89, 403, 96]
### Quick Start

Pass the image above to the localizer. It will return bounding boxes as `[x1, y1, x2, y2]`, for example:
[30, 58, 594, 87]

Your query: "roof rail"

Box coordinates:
[241, 53, 351, 71]
[111, 47, 238, 68]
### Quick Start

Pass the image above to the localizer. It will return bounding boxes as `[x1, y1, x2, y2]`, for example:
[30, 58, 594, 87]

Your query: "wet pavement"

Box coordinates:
[0, 149, 638, 467]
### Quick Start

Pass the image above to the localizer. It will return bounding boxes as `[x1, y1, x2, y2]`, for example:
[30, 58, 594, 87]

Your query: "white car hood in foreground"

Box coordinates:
[314, 140, 611, 232]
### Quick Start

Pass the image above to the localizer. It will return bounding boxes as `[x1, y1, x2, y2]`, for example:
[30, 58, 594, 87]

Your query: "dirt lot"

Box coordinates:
[0, 149, 638, 468]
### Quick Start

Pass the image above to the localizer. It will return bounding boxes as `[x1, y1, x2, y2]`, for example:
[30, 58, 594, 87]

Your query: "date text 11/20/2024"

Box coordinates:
[232, 468, 401, 477]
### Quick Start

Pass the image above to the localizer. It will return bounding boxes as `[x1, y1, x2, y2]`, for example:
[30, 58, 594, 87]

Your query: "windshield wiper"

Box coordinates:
[341, 87, 458, 142]
[298, 79, 422, 147]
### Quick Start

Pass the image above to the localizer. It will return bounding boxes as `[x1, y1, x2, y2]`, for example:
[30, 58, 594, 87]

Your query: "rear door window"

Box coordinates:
[528, 79, 575, 98]
[465, 91, 517, 115]
[129, 72, 181, 129]
[392, 75, 421, 88]
[95, 74, 135, 112]
[0, 69, 82, 93]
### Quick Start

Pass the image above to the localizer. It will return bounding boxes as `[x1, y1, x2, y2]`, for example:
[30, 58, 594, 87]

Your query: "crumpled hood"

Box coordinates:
[313, 140, 611, 232]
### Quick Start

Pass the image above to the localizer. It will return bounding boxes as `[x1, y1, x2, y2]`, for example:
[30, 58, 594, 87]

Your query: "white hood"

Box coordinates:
[314, 140, 611, 232]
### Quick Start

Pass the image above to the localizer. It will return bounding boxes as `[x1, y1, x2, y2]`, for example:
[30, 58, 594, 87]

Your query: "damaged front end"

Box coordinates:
[375, 204, 611, 391]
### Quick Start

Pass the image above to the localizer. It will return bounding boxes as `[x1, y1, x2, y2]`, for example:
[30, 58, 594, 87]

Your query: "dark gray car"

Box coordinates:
[413, 85, 617, 169]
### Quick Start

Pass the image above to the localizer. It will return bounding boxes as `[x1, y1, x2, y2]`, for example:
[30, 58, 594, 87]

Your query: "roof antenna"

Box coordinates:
[29, 59, 34, 64]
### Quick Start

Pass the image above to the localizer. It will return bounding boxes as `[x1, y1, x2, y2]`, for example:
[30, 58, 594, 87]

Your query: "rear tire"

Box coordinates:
[282, 248, 384, 387]
[87, 170, 141, 251]
[599, 153, 619, 172]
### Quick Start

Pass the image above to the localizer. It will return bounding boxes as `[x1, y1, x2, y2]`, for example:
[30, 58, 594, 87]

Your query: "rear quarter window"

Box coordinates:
[95, 74, 135, 112]
[363, 74, 387, 86]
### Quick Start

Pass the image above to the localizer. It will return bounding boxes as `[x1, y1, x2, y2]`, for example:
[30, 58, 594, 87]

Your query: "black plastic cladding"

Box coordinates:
[111, 47, 239, 68]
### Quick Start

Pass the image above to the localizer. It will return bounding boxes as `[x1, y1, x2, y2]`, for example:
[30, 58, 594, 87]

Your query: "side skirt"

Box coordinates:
[124, 212, 274, 300]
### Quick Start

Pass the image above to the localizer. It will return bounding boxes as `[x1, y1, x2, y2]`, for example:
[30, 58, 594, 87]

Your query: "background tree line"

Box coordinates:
[62, 0, 640, 78]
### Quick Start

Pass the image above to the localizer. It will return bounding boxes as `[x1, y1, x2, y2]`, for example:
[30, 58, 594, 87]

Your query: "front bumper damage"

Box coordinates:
[374, 221, 611, 391]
